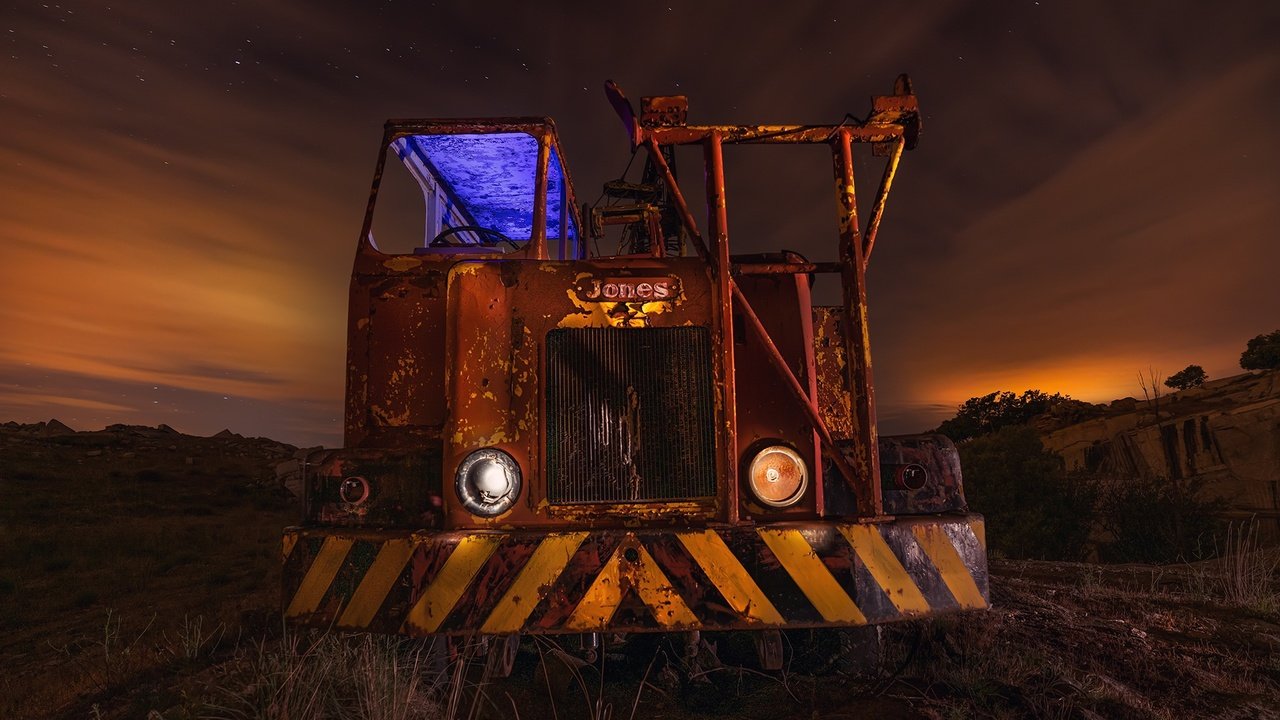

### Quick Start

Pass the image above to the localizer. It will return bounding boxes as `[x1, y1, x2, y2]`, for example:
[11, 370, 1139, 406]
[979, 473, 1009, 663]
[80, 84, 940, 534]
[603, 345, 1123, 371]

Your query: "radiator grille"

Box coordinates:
[545, 327, 717, 504]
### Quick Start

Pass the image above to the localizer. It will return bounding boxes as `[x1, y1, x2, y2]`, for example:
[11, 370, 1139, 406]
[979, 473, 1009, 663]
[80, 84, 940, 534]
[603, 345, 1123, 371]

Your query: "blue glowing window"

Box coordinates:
[392, 132, 576, 249]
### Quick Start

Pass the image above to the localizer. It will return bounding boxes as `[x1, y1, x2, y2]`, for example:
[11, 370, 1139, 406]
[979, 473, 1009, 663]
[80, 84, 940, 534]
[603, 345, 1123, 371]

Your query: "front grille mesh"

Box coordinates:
[545, 327, 716, 504]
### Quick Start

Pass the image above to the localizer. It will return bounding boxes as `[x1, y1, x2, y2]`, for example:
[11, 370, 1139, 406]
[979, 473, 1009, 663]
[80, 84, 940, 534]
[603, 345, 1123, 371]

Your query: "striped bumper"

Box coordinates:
[282, 514, 988, 636]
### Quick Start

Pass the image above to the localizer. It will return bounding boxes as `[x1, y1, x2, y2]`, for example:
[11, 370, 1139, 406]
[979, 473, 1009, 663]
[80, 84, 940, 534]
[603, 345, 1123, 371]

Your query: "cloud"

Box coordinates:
[0, 362, 340, 445]
[1, 0, 1276, 440]
[873, 54, 1279, 413]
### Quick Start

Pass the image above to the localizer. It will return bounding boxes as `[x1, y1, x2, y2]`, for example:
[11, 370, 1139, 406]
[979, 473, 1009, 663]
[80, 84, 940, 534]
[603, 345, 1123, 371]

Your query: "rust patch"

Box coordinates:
[814, 306, 855, 441]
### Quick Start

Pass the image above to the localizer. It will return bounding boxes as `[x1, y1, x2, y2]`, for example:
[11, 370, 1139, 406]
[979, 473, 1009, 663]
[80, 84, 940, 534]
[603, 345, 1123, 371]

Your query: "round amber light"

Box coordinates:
[747, 445, 808, 508]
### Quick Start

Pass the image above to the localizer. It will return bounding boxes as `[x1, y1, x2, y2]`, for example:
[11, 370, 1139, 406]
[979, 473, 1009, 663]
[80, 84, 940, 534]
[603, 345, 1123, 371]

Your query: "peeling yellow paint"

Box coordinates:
[370, 403, 412, 427]
[558, 287, 678, 329]
[482, 429, 509, 445]
[383, 256, 422, 272]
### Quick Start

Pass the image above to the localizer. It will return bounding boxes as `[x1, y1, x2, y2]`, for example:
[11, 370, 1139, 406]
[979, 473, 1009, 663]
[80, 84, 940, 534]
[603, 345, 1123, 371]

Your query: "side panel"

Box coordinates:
[283, 515, 988, 636]
[346, 252, 479, 449]
[734, 272, 823, 518]
[303, 448, 443, 529]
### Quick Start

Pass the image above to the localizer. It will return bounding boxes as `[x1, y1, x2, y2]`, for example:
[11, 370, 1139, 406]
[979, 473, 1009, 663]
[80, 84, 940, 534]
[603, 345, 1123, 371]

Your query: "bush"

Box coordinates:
[958, 426, 1097, 561]
[1096, 473, 1225, 563]
[1240, 330, 1280, 370]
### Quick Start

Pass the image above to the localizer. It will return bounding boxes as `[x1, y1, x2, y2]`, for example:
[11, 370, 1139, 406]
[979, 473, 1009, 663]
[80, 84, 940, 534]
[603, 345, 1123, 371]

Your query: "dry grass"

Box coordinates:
[203, 631, 445, 720]
[0, 427, 295, 718]
[6, 425, 1280, 719]
[1219, 520, 1280, 613]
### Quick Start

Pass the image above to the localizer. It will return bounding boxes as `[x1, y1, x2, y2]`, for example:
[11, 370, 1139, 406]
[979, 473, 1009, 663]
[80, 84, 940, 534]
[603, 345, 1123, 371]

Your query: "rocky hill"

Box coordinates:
[0, 420, 299, 718]
[1037, 370, 1280, 540]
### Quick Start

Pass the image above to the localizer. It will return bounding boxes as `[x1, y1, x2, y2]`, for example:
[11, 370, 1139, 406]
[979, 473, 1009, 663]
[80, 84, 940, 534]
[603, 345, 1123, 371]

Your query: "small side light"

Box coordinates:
[900, 464, 928, 491]
[339, 476, 370, 505]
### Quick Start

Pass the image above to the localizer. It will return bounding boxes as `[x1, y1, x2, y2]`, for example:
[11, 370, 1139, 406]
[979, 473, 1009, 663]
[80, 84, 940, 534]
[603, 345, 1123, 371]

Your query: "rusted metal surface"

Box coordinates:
[441, 257, 722, 529]
[530, 131, 552, 260]
[732, 257, 823, 518]
[732, 261, 843, 276]
[863, 137, 905, 266]
[589, 203, 665, 257]
[832, 127, 882, 517]
[703, 132, 740, 526]
[639, 94, 689, 128]
[303, 447, 443, 528]
[290, 77, 984, 642]
[345, 252, 466, 450]
[876, 434, 968, 516]
[643, 136, 711, 261]
[813, 306, 855, 442]
[730, 281, 857, 498]
[283, 514, 988, 636]
[331, 78, 929, 525]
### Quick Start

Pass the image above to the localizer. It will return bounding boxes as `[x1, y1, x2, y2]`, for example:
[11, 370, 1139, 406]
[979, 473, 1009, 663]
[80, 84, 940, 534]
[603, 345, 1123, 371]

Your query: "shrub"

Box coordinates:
[958, 426, 1097, 561]
[1095, 473, 1225, 563]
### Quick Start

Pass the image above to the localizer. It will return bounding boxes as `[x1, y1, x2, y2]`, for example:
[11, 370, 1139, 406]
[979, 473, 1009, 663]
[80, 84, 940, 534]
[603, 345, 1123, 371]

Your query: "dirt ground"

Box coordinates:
[2, 422, 1277, 719]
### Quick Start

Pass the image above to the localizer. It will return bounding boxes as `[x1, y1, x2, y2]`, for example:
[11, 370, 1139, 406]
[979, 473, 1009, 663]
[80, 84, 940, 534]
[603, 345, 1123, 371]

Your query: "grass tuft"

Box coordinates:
[204, 630, 444, 720]
[1219, 519, 1280, 613]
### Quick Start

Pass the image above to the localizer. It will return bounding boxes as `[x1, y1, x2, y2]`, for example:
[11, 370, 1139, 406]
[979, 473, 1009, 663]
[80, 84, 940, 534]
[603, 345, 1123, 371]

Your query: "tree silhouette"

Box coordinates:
[935, 389, 1073, 442]
[1165, 364, 1207, 390]
[1240, 330, 1280, 370]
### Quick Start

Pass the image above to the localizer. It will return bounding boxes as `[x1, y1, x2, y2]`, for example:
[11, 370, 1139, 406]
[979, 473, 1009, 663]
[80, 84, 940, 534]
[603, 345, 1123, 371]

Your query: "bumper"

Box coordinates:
[282, 514, 988, 636]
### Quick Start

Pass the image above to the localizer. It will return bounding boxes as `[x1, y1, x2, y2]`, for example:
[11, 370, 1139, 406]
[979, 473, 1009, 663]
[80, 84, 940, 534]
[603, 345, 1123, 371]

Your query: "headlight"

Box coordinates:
[747, 445, 808, 508]
[455, 448, 522, 517]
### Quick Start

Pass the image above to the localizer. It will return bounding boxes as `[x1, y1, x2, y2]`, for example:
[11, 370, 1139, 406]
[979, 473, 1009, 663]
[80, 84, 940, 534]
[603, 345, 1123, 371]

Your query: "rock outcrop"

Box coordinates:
[40, 418, 75, 436]
[1041, 370, 1280, 537]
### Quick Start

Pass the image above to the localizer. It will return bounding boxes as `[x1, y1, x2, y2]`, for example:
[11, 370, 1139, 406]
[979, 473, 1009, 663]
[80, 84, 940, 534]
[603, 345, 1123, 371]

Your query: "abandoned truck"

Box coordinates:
[282, 76, 988, 673]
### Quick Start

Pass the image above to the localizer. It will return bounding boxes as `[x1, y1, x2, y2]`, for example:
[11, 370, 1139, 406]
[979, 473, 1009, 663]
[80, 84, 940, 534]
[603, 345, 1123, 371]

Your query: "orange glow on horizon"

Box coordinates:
[2, 7, 1276, 447]
[921, 358, 1149, 408]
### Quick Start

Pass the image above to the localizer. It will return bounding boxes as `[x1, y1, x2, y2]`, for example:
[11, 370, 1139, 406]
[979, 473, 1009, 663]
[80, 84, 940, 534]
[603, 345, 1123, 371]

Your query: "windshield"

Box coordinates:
[389, 131, 578, 256]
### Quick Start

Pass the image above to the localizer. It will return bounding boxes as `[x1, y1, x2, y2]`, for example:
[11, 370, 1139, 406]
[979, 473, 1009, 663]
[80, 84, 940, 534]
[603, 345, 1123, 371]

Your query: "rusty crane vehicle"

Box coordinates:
[282, 76, 989, 675]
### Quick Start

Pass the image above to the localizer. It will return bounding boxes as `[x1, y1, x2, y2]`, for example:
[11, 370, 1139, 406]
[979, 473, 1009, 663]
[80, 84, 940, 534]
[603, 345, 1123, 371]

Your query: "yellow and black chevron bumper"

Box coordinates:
[282, 514, 987, 635]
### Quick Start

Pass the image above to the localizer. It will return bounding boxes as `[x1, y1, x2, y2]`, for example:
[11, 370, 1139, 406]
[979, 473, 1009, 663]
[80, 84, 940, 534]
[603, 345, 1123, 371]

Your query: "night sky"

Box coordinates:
[2, 1, 1277, 447]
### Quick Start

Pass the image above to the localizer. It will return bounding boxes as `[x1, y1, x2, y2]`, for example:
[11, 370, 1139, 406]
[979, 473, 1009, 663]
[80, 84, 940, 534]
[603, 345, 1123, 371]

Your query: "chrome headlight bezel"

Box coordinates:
[455, 448, 522, 517]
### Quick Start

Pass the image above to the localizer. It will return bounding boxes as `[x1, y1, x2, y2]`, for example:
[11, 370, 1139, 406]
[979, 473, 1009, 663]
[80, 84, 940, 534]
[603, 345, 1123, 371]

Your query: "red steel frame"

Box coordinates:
[605, 77, 920, 519]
